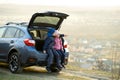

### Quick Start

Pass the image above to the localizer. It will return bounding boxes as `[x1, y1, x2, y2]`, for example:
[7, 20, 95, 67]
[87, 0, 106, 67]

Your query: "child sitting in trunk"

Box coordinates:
[53, 30, 66, 68]
[43, 28, 62, 73]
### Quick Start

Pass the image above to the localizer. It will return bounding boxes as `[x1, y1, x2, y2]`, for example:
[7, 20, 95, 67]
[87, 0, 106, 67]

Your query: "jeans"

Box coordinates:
[56, 50, 65, 64]
[46, 48, 61, 68]
[46, 49, 54, 68]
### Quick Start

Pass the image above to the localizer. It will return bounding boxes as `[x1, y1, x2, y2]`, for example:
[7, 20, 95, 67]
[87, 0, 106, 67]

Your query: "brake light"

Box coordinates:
[64, 40, 68, 48]
[24, 39, 35, 46]
[64, 45, 67, 48]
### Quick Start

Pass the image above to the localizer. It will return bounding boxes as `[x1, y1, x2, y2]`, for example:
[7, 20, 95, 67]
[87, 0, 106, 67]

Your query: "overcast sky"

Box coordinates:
[0, 0, 120, 7]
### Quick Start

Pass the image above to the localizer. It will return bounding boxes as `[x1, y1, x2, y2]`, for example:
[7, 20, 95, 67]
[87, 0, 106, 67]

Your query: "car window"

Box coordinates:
[14, 30, 20, 38]
[4, 27, 18, 38]
[0, 27, 6, 38]
[15, 29, 25, 38]
[19, 30, 24, 37]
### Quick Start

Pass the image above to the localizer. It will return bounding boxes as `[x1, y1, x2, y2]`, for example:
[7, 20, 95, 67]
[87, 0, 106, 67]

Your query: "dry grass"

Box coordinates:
[66, 62, 111, 78]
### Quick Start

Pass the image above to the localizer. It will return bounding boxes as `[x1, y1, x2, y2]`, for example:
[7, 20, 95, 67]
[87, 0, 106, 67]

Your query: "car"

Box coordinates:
[0, 11, 69, 73]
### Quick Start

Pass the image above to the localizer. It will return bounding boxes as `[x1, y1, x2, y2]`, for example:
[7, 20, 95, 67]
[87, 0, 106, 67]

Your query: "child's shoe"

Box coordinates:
[46, 67, 51, 73]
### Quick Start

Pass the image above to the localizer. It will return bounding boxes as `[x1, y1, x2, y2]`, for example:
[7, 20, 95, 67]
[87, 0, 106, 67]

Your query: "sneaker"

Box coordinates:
[46, 67, 51, 73]
[57, 65, 62, 71]
[62, 63, 65, 69]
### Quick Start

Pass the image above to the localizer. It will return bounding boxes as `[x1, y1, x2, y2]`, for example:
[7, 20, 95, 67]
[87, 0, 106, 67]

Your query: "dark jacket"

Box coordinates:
[43, 36, 55, 50]
[43, 28, 55, 50]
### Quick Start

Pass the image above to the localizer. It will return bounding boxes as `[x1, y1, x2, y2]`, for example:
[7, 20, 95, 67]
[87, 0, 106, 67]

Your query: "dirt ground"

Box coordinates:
[0, 63, 110, 80]
[0, 63, 98, 80]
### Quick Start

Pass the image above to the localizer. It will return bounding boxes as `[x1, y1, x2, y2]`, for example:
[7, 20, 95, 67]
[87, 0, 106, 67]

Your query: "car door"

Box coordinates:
[0, 27, 7, 60]
[0, 27, 18, 61]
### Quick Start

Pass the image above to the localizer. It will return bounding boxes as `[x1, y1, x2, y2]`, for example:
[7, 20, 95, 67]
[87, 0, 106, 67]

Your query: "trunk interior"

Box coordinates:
[29, 29, 48, 51]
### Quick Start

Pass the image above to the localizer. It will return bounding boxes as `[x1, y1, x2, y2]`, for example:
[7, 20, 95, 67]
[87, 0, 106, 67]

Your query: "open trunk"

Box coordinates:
[27, 11, 69, 51]
[29, 28, 69, 66]
[29, 29, 48, 51]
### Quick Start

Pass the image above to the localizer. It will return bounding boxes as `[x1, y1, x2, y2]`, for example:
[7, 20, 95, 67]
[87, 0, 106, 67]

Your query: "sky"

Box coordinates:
[0, 0, 120, 7]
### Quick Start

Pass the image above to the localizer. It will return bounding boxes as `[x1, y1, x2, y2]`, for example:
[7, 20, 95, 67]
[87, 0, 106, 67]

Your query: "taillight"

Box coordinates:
[24, 39, 35, 46]
[64, 45, 67, 48]
[64, 40, 68, 48]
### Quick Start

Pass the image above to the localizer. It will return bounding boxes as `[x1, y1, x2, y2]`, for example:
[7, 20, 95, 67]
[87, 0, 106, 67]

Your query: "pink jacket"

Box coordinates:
[54, 37, 63, 50]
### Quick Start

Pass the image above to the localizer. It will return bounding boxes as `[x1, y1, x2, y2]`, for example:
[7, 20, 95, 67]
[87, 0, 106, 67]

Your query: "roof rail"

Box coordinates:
[6, 22, 28, 26]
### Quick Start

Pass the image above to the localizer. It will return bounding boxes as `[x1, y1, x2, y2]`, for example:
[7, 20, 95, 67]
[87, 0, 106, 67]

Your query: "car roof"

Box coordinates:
[3, 24, 27, 31]
[4, 22, 27, 28]
[4, 22, 54, 31]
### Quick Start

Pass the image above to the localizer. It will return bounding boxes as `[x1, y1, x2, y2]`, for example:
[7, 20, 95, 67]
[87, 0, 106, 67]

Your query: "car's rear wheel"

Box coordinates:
[8, 52, 23, 73]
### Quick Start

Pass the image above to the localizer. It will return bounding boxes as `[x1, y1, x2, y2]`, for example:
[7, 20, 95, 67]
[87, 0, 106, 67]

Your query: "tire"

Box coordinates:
[8, 52, 23, 73]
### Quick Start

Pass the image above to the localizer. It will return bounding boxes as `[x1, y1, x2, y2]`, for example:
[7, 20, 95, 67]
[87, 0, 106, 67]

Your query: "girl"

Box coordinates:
[54, 30, 66, 68]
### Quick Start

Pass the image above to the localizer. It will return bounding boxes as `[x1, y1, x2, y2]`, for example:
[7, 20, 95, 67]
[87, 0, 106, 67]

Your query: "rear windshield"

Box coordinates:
[33, 16, 60, 25]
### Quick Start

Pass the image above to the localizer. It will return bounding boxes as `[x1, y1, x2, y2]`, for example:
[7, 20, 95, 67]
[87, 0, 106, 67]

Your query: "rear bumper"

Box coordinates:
[20, 46, 69, 66]
[20, 47, 47, 66]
